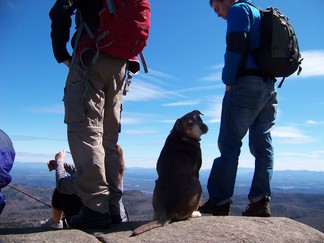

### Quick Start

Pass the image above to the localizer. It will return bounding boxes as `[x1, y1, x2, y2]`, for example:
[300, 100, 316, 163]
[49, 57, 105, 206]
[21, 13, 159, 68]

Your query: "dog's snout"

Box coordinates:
[200, 123, 208, 134]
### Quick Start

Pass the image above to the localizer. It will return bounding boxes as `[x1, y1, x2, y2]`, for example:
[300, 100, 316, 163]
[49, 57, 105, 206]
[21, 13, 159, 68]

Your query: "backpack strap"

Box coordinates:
[72, 10, 99, 67]
[70, 19, 84, 68]
[237, 0, 262, 11]
[106, 0, 116, 14]
[139, 52, 148, 73]
[277, 58, 303, 88]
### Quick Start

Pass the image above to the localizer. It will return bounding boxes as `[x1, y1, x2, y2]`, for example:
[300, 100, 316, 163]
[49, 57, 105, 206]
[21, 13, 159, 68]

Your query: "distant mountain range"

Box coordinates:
[2, 162, 324, 232]
[10, 162, 324, 194]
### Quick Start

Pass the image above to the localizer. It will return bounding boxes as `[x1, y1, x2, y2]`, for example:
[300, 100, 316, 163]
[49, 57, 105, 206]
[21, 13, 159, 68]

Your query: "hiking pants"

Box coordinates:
[207, 75, 278, 204]
[63, 53, 127, 215]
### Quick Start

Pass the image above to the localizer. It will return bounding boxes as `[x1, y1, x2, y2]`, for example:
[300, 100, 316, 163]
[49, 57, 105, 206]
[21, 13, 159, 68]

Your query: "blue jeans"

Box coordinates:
[207, 75, 278, 204]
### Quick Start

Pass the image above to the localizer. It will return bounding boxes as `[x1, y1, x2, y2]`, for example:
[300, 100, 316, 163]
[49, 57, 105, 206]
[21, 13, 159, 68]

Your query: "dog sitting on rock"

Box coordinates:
[131, 110, 208, 236]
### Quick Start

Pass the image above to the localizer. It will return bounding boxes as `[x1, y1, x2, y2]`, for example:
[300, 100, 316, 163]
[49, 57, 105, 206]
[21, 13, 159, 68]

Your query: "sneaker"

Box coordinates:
[40, 218, 63, 229]
[242, 196, 271, 217]
[198, 200, 230, 216]
[70, 206, 112, 229]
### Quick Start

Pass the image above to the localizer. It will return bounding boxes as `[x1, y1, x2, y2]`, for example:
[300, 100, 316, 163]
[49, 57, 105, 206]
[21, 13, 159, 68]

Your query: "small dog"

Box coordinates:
[131, 110, 208, 236]
[116, 144, 125, 187]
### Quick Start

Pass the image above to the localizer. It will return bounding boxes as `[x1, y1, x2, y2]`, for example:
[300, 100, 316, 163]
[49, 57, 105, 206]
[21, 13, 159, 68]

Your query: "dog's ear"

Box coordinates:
[170, 118, 182, 133]
[192, 110, 203, 117]
[191, 110, 203, 123]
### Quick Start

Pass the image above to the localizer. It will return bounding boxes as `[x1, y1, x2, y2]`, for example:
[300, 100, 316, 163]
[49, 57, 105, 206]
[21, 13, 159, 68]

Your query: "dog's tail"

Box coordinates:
[131, 220, 170, 236]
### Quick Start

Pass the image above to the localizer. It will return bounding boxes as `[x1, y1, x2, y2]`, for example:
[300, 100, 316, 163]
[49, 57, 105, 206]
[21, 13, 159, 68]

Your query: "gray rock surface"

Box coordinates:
[1, 216, 324, 243]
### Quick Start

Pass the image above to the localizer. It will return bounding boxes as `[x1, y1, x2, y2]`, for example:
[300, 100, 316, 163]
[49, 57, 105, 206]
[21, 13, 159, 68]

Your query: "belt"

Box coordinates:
[238, 69, 276, 82]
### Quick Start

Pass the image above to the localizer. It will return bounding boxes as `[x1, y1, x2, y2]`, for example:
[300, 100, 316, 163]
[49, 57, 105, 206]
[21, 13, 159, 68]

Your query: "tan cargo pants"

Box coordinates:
[63, 53, 127, 215]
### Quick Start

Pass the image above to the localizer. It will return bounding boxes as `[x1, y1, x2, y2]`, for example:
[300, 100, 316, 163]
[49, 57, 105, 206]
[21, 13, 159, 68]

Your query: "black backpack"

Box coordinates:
[246, 2, 303, 87]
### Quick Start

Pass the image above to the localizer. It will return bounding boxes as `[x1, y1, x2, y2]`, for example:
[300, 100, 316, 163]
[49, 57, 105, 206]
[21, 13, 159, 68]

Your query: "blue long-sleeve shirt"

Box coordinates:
[222, 0, 261, 85]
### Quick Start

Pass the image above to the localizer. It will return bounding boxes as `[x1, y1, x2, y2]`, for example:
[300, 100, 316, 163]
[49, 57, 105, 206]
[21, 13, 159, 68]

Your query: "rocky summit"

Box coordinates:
[1, 216, 324, 243]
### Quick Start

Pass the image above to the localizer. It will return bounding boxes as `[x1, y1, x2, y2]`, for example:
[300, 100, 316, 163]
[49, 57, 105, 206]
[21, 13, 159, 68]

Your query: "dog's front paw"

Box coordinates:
[190, 210, 202, 218]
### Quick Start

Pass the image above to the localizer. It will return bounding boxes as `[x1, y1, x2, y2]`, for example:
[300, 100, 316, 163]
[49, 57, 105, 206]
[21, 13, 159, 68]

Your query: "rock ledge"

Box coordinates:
[1, 216, 324, 242]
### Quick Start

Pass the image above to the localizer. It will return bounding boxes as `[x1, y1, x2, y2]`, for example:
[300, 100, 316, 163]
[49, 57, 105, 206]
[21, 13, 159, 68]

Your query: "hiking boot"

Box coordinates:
[40, 218, 63, 229]
[242, 196, 271, 217]
[111, 214, 128, 224]
[198, 200, 230, 216]
[70, 207, 112, 229]
[110, 203, 129, 224]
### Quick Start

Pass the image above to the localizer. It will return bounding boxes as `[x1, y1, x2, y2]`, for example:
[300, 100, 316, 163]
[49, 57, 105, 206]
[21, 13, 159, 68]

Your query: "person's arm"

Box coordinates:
[49, 0, 75, 64]
[54, 151, 77, 195]
[222, 4, 250, 86]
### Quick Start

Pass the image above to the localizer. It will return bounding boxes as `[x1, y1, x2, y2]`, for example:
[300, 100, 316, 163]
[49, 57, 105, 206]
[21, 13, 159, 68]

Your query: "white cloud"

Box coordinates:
[125, 79, 221, 102]
[139, 68, 175, 86]
[272, 125, 315, 144]
[15, 151, 72, 163]
[310, 150, 324, 158]
[306, 120, 324, 125]
[297, 50, 324, 78]
[14, 152, 51, 163]
[121, 112, 159, 125]
[208, 64, 224, 70]
[199, 64, 223, 82]
[123, 129, 158, 135]
[162, 100, 200, 107]
[28, 104, 63, 114]
[121, 117, 143, 125]
[147, 68, 175, 80]
[124, 67, 178, 101]
[173, 85, 222, 93]
[274, 151, 324, 171]
[160, 119, 176, 124]
[199, 71, 222, 82]
[123, 79, 172, 101]
[203, 96, 223, 123]
[12, 135, 65, 142]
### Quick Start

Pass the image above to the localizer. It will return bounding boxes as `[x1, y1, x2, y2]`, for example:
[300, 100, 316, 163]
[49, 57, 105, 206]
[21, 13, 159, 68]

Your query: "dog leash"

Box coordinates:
[7, 184, 52, 208]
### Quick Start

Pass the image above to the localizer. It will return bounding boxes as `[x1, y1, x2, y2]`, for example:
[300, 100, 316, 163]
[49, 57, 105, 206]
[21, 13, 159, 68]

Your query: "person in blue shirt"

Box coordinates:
[199, 0, 278, 217]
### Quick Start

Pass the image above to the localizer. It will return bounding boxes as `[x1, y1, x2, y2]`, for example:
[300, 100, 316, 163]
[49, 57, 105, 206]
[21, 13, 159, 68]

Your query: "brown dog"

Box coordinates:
[131, 110, 208, 236]
[116, 144, 125, 187]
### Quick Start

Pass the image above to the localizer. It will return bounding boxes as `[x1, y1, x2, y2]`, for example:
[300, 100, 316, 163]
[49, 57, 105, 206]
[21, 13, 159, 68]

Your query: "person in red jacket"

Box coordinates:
[49, 0, 128, 228]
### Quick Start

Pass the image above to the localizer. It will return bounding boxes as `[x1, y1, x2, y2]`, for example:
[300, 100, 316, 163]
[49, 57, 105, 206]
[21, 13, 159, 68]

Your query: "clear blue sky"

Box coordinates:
[1, 0, 324, 171]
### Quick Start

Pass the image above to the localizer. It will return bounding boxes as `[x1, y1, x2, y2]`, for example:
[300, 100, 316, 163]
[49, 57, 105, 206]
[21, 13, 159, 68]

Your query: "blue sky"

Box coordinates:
[1, 0, 324, 172]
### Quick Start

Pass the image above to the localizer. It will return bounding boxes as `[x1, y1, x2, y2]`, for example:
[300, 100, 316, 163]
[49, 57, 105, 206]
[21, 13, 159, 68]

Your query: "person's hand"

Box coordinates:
[226, 85, 231, 91]
[55, 150, 66, 163]
[48, 160, 57, 172]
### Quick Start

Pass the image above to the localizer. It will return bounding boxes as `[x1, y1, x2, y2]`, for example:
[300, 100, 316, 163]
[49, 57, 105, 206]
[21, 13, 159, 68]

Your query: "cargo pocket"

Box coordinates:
[63, 80, 86, 124]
